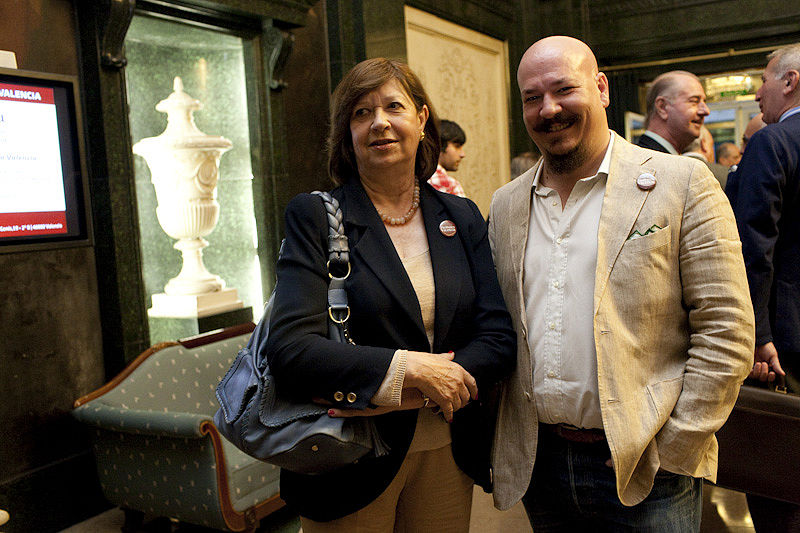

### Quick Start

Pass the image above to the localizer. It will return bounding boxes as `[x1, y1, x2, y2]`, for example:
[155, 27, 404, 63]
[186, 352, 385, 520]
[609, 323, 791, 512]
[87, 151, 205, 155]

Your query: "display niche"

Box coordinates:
[125, 15, 262, 343]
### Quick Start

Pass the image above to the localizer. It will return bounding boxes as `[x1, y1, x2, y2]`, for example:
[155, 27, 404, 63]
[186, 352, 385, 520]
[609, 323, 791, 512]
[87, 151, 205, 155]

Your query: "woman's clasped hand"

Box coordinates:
[328, 350, 478, 422]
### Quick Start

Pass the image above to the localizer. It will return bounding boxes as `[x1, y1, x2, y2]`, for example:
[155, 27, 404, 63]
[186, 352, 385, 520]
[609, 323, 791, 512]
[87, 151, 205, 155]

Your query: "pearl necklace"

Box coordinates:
[377, 180, 420, 226]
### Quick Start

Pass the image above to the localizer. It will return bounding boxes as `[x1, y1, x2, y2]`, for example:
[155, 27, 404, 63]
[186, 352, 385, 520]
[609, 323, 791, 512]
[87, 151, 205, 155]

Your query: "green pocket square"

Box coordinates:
[627, 224, 662, 241]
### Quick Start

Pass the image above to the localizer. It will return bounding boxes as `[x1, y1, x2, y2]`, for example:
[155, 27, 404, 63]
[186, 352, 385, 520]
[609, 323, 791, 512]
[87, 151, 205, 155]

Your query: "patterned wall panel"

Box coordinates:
[404, 6, 511, 216]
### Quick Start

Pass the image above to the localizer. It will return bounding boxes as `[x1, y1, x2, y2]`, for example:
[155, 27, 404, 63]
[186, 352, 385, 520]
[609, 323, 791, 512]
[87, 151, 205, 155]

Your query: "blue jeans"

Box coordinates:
[522, 428, 702, 532]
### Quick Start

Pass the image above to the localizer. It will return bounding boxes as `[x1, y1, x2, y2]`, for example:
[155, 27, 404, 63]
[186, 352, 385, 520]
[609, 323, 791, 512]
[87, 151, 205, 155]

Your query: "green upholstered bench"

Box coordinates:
[73, 323, 283, 532]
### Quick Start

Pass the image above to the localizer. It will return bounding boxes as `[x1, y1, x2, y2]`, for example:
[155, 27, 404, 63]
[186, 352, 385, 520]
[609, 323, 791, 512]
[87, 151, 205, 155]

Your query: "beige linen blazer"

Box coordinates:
[488, 136, 754, 509]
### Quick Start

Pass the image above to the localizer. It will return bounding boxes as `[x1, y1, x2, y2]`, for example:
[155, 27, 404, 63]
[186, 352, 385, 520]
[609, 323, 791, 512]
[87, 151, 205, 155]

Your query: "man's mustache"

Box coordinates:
[533, 113, 577, 133]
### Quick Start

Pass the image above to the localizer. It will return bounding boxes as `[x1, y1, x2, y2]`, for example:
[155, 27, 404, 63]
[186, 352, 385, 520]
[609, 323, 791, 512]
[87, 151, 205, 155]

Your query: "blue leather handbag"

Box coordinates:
[214, 192, 388, 474]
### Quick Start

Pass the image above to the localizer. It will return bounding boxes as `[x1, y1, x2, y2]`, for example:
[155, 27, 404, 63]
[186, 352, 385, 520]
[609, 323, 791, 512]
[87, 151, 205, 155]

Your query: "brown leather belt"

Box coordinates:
[541, 423, 606, 444]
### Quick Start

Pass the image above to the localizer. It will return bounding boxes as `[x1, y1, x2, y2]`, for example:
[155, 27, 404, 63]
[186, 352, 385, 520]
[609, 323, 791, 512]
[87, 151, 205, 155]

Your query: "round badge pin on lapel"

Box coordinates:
[636, 173, 656, 191]
[439, 220, 456, 237]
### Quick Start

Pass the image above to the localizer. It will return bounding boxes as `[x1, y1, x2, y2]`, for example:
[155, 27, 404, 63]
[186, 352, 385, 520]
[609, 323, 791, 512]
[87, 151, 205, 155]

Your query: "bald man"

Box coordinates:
[716, 142, 742, 167]
[638, 71, 710, 154]
[488, 36, 754, 531]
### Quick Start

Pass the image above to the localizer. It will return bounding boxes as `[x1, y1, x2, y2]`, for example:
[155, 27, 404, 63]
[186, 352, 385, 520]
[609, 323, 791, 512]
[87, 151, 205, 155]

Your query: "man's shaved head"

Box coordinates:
[517, 36, 610, 177]
[518, 36, 600, 86]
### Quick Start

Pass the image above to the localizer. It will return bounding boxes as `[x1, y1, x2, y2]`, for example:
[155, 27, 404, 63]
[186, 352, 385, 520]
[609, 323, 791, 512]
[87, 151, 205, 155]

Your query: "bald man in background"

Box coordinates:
[638, 70, 710, 154]
[489, 35, 754, 531]
[716, 142, 742, 167]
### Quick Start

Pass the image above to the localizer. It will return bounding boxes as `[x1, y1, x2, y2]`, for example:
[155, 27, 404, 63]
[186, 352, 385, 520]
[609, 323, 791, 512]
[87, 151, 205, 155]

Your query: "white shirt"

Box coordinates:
[641, 130, 678, 154]
[522, 132, 615, 429]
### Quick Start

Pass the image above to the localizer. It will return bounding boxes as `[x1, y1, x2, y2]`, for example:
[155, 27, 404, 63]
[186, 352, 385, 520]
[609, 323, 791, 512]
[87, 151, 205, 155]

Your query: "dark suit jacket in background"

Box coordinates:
[726, 112, 800, 353]
[636, 131, 671, 153]
[707, 161, 730, 189]
[684, 152, 729, 189]
[265, 179, 516, 521]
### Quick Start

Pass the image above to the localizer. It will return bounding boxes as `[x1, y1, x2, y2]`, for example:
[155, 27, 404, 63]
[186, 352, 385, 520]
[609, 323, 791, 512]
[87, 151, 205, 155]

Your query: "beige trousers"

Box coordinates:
[300, 445, 473, 533]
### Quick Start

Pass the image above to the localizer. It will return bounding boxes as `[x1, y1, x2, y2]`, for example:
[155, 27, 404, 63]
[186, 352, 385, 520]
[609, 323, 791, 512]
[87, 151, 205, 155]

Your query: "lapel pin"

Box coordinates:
[439, 220, 456, 237]
[636, 173, 656, 191]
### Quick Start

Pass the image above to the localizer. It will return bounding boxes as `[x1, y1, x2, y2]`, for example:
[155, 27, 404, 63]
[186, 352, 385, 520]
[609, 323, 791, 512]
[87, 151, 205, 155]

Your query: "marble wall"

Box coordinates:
[0, 2, 108, 530]
[405, 6, 511, 216]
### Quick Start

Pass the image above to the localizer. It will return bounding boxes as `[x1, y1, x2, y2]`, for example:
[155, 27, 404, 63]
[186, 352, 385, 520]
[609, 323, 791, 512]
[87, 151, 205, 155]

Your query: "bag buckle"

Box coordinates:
[328, 306, 351, 324]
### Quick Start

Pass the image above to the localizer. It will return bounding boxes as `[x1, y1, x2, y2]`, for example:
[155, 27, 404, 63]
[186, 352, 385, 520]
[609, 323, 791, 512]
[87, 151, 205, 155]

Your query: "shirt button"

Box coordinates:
[549, 322, 556, 330]
[556, 237, 563, 244]
[346, 392, 357, 403]
[524, 391, 531, 401]
[553, 281, 560, 288]
[552, 201, 558, 207]
[333, 391, 344, 402]
[547, 371, 556, 378]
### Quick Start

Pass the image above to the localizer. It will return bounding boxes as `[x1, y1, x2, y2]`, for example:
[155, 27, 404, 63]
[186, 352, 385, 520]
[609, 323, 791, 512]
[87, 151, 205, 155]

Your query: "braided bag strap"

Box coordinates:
[312, 191, 349, 268]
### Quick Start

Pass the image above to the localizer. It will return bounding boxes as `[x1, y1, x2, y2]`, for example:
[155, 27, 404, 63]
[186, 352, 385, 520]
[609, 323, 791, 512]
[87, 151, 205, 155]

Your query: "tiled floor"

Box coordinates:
[59, 484, 752, 532]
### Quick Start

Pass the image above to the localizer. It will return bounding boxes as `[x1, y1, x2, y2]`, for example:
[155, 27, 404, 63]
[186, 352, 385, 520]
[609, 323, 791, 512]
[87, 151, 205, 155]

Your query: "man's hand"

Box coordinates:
[749, 342, 785, 382]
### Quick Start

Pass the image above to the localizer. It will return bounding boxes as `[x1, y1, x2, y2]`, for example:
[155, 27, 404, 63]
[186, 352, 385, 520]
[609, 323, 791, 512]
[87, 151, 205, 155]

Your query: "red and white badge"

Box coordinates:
[439, 220, 456, 237]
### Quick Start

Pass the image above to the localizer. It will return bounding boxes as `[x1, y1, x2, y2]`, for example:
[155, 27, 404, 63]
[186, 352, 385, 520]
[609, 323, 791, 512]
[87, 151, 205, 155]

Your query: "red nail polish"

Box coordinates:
[328, 409, 335, 416]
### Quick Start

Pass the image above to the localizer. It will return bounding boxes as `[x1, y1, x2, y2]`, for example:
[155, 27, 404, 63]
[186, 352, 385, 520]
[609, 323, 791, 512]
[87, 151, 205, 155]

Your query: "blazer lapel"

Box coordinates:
[508, 164, 537, 317]
[421, 185, 466, 351]
[341, 180, 427, 342]
[594, 139, 655, 314]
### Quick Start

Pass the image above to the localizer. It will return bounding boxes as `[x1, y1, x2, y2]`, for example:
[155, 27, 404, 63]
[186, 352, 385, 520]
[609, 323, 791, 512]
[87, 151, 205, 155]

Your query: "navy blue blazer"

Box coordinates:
[726, 112, 800, 352]
[265, 178, 516, 521]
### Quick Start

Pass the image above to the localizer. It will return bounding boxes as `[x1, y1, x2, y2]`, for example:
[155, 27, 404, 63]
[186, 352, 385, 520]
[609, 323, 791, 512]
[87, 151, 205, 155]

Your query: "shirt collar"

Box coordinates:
[641, 130, 678, 155]
[779, 105, 800, 122]
[532, 131, 615, 195]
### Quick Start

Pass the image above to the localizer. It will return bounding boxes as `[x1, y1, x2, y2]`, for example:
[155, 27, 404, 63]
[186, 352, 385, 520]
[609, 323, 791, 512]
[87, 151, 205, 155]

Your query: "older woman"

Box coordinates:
[265, 58, 515, 532]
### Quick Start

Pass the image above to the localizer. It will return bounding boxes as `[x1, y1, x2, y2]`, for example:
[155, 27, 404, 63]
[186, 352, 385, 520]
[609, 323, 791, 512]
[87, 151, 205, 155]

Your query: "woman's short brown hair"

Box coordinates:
[328, 58, 441, 185]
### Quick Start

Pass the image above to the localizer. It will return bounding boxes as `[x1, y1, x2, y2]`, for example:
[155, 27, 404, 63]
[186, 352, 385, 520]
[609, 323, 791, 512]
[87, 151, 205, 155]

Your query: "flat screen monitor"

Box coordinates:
[0, 67, 92, 253]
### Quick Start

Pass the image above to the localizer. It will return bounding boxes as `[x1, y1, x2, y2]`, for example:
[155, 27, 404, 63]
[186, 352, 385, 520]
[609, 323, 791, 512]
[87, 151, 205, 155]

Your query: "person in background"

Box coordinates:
[267, 57, 516, 532]
[637, 70, 710, 154]
[725, 43, 800, 532]
[489, 35, 754, 532]
[510, 151, 540, 178]
[683, 126, 730, 188]
[428, 119, 467, 197]
[741, 112, 766, 152]
[716, 141, 742, 167]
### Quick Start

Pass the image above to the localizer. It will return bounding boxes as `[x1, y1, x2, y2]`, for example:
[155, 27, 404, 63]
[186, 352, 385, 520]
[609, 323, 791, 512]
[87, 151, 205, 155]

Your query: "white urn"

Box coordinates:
[134, 77, 242, 317]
